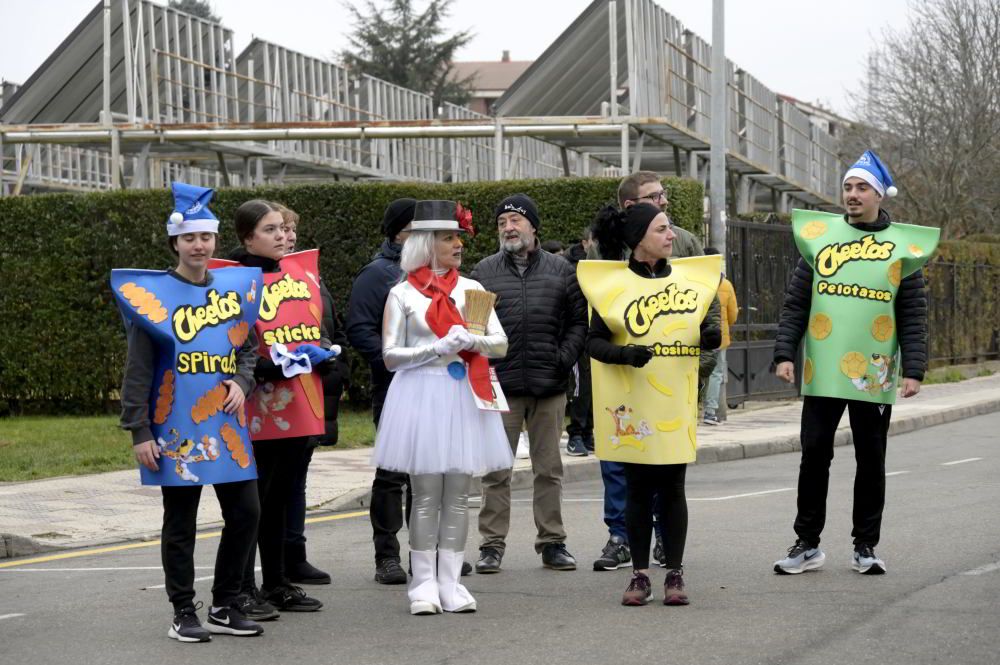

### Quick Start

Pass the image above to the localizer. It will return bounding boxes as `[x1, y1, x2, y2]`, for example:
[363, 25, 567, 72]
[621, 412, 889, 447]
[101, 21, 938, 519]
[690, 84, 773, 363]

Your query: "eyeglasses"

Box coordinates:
[636, 190, 667, 203]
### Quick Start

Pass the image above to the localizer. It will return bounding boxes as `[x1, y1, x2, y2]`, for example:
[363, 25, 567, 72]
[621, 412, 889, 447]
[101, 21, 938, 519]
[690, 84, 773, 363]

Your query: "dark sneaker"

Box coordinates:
[584, 434, 595, 453]
[288, 559, 331, 585]
[663, 568, 689, 605]
[461, 560, 473, 576]
[264, 584, 323, 612]
[542, 543, 577, 570]
[593, 535, 631, 571]
[621, 572, 652, 606]
[168, 604, 211, 643]
[206, 605, 263, 636]
[476, 547, 503, 574]
[852, 544, 886, 575]
[236, 587, 279, 621]
[653, 535, 666, 568]
[703, 412, 720, 426]
[374, 558, 407, 585]
[774, 539, 825, 574]
[566, 435, 588, 456]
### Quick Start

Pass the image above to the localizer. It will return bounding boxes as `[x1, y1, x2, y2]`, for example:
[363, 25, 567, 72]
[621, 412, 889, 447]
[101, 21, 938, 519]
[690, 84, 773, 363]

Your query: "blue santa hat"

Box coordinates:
[166, 182, 219, 236]
[843, 150, 897, 198]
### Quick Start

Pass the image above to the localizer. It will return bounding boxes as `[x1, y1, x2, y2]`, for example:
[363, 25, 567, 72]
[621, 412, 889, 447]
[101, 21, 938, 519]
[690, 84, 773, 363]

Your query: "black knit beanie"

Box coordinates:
[382, 198, 417, 238]
[494, 193, 540, 229]
[621, 203, 662, 250]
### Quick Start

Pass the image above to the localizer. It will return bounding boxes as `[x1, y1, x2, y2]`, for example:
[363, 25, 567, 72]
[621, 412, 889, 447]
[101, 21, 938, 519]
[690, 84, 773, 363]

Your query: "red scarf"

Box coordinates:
[407, 267, 492, 401]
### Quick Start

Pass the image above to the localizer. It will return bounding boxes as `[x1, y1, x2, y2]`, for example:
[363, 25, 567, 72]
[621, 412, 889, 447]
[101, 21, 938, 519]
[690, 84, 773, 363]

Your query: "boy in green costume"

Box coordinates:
[772, 151, 938, 576]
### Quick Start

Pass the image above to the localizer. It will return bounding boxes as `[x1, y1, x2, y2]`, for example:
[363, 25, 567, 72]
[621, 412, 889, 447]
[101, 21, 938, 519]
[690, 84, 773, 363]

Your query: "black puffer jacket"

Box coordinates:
[471, 248, 588, 397]
[773, 210, 929, 380]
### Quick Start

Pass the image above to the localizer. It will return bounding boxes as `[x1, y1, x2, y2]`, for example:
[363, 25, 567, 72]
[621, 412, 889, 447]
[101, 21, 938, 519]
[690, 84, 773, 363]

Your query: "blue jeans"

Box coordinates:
[704, 349, 728, 414]
[601, 461, 663, 542]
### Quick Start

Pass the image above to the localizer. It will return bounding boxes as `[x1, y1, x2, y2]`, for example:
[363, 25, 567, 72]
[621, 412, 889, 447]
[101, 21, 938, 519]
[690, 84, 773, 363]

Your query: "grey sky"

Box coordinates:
[1, 0, 914, 117]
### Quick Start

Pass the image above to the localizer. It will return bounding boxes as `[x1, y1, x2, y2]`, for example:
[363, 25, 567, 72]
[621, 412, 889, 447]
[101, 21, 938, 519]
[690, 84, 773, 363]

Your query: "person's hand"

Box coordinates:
[448, 325, 476, 351]
[134, 440, 160, 471]
[899, 378, 921, 398]
[222, 379, 246, 414]
[621, 345, 654, 368]
[433, 326, 469, 356]
[298, 344, 337, 366]
[775, 361, 795, 383]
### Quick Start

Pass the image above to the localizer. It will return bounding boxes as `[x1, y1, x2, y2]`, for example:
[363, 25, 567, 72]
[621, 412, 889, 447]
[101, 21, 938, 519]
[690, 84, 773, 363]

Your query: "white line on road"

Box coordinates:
[0, 614, 26, 621]
[885, 471, 910, 477]
[959, 562, 1000, 576]
[941, 457, 983, 466]
[689, 488, 794, 501]
[0, 566, 216, 573]
[143, 574, 213, 590]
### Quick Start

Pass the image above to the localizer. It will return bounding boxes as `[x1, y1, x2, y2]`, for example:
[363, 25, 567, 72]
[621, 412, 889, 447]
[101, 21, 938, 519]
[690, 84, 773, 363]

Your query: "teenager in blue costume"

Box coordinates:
[115, 183, 264, 642]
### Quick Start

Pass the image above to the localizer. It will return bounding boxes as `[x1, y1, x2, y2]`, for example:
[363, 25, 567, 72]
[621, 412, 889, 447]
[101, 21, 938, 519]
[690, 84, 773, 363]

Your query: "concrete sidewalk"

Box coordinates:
[3, 374, 999, 559]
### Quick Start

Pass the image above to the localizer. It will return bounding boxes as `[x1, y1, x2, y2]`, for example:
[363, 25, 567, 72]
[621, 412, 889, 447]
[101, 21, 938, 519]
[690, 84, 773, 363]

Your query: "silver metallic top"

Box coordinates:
[382, 275, 507, 372]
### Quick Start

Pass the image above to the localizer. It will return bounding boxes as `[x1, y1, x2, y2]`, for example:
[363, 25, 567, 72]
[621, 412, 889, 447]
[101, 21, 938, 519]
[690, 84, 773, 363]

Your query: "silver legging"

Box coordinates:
[408, 473, 472, 552]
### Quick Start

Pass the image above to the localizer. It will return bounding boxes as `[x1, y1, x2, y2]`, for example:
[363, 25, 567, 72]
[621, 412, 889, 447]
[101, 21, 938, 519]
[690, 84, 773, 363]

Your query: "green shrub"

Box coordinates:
[0, 176, 703, 412]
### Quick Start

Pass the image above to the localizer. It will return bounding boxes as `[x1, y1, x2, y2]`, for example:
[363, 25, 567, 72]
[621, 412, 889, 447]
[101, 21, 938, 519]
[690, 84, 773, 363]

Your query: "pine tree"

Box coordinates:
[340, 0, 475, 108]
[167, 0, 221, 22]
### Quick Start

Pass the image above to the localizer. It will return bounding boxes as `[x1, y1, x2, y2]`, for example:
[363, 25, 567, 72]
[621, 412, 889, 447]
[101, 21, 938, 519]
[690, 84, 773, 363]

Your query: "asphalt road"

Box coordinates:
[1, 412, 998, 665]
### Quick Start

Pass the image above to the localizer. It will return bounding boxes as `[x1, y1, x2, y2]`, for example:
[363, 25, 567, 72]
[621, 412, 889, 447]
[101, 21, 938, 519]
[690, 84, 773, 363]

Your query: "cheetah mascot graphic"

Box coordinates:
[157, 428, 221, 482]
[852, 353, 897, 395]
[606, 405, 653, 451]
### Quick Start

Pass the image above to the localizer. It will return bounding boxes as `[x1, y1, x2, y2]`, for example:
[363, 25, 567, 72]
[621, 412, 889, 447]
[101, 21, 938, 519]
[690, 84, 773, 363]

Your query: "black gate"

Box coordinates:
[724, 220, 801, 404]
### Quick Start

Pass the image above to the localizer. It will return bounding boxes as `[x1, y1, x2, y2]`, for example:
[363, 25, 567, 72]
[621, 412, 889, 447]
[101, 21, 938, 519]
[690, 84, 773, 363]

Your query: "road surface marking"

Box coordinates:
[143, 575, 213, 590]
[0, 510, 367, 569]
[941, 457, 983, 466]
[885, 471, 910, 477]
[0, 614, 26, 621]
[960, 562, 1000, 576]
[690, 488, 794, 501]
[0, 566, 216, 573]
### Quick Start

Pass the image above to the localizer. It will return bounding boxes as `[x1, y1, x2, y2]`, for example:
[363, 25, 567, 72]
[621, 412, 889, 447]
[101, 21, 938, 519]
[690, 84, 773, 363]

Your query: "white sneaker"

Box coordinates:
[852, 545, 886, 575]
[774, 539, 825, 574]
[515, 432, 530, 459]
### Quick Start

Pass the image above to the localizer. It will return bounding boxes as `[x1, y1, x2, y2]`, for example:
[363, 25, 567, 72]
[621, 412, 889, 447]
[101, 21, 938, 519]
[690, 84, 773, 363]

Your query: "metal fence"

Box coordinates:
[724, 220, 801, 404]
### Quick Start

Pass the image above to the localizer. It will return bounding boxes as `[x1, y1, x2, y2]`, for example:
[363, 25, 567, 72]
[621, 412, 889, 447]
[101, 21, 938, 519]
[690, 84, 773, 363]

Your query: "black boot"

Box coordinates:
[285, 542, 331, 585]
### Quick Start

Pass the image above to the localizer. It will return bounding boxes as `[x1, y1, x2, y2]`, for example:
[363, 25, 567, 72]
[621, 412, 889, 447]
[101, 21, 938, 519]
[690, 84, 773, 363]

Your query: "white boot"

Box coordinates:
[437, 549, 477, 613]
[407, 550, 442, 615]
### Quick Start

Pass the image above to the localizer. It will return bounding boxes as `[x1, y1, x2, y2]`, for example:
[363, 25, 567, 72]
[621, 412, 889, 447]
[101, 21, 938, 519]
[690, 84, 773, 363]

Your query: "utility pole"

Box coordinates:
[709, 0, 726, 254]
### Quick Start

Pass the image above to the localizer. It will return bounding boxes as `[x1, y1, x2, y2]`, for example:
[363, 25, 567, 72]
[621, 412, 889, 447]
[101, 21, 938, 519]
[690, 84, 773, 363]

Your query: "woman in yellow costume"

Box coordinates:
[585, 203, 721, 606]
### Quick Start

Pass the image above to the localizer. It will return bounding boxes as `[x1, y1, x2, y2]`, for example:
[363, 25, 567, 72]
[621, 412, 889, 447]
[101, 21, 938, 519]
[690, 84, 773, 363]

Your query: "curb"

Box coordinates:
[4, 396, 999, 560]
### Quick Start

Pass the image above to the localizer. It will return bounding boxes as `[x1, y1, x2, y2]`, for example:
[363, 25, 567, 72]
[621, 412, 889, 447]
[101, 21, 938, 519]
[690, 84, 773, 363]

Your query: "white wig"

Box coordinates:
[400, 230, 456, 274]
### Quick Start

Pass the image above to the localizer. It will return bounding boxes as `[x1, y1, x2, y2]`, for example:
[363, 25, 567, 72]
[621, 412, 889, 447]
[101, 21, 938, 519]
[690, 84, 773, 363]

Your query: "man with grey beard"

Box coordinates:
[470, 193, 589, 573]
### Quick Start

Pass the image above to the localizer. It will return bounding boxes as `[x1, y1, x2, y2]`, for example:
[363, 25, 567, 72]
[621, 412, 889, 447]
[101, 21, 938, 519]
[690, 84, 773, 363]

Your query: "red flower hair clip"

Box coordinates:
[455, 202, 475, 237]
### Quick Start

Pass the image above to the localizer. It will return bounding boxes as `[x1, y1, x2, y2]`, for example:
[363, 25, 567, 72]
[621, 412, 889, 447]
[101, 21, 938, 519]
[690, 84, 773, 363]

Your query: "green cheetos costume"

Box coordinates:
[792, 209, 940, 405]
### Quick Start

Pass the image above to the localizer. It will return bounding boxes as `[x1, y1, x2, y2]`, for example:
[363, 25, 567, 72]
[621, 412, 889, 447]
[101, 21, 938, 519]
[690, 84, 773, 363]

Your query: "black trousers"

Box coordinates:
[794, 395, 892, 548]
[284, 445, 315, 564]
[566, 353, 593, 439]
[370, 392, 411, 563]
[242, 437, 308, 591]
[623, 463, 688, 570]
[161, 479, 260, 611]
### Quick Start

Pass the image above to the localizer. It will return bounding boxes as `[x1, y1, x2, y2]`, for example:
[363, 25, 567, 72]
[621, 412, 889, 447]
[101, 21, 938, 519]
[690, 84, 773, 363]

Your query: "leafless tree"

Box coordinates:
[847, 0, 1000, 238]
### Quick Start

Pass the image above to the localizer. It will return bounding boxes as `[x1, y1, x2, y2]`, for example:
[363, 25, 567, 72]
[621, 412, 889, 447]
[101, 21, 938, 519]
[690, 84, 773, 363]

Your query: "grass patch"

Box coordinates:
[0, 408, 376, 482]
[977, 367, 996, 378]
[923, 367, 965, 385]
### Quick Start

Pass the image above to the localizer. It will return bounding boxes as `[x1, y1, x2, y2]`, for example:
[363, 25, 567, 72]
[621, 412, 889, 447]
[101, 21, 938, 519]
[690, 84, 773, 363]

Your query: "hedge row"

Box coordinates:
[925, 240, 1000, 365]
[0, 176, 703, 413]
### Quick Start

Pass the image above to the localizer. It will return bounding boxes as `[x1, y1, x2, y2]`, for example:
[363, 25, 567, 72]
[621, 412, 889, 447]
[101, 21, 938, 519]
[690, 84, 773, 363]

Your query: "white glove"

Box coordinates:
[433, 325, 471, 356]
[450, 325, 476, 351]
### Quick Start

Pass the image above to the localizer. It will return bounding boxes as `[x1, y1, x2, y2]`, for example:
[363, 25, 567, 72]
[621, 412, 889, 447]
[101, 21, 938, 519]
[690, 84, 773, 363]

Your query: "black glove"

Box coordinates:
[700, 327, 722, 351]
[620, 345, 654, 368]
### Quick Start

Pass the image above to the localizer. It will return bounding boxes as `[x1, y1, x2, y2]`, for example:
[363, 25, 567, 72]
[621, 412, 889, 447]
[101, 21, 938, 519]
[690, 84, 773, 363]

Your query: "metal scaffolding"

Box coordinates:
[0, 0, 843, 209]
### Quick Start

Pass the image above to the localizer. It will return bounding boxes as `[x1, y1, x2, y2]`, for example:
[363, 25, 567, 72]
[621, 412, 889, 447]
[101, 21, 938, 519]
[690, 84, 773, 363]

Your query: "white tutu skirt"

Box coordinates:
[372, 366, 514, 477]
